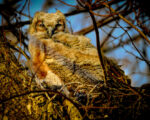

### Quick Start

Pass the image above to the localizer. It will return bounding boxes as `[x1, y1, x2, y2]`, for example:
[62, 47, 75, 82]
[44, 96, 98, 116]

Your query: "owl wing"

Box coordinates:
[44, 32, 105, 86]
[28, 36, 51, 79]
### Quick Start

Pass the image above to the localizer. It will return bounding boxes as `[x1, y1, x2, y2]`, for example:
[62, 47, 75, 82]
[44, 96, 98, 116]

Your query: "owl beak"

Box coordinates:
[47, 27, 53, 38]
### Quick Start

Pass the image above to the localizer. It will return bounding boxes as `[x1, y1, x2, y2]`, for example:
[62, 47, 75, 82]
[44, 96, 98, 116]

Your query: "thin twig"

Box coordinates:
[0, 89, 79, 107]
[82, 1, 107, 85]
[57, 0, 78, 8]
[74, 9, 132, 35]
[80, 105, 118, 109]
[105, 1, 150, 66]
[103, 2, 150, 45]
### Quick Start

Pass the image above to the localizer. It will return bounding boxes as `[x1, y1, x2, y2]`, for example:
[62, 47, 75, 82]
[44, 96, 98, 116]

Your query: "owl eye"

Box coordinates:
[37, 21, 45, 27]
[57, 20, 64, 26]
[55, 23, 62, 27]
[39, 23, 45, 27]
[49, 20, 65, 37]
[36, 21, 46, 32]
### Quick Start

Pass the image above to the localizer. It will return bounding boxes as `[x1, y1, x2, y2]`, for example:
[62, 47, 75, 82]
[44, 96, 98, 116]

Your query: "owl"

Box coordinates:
[28, 11, 105, 95]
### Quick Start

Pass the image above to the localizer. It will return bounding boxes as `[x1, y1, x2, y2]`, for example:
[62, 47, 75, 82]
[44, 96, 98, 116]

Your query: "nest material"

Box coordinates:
[0, 34, 150, 120]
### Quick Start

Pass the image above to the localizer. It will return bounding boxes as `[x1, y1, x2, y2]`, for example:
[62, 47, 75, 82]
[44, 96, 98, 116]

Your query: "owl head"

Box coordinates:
[28, 11, 68, 38]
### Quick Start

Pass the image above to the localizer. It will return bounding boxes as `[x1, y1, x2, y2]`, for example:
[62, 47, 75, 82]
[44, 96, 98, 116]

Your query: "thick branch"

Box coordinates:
[74, 9, 132, 35]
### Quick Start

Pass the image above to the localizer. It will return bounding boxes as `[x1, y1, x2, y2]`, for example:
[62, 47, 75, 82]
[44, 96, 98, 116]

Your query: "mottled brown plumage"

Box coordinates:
[28, 11, 105, 95]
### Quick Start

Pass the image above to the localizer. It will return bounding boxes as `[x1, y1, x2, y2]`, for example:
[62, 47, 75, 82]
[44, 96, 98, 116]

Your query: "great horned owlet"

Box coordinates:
[28, 11, 105, 94]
